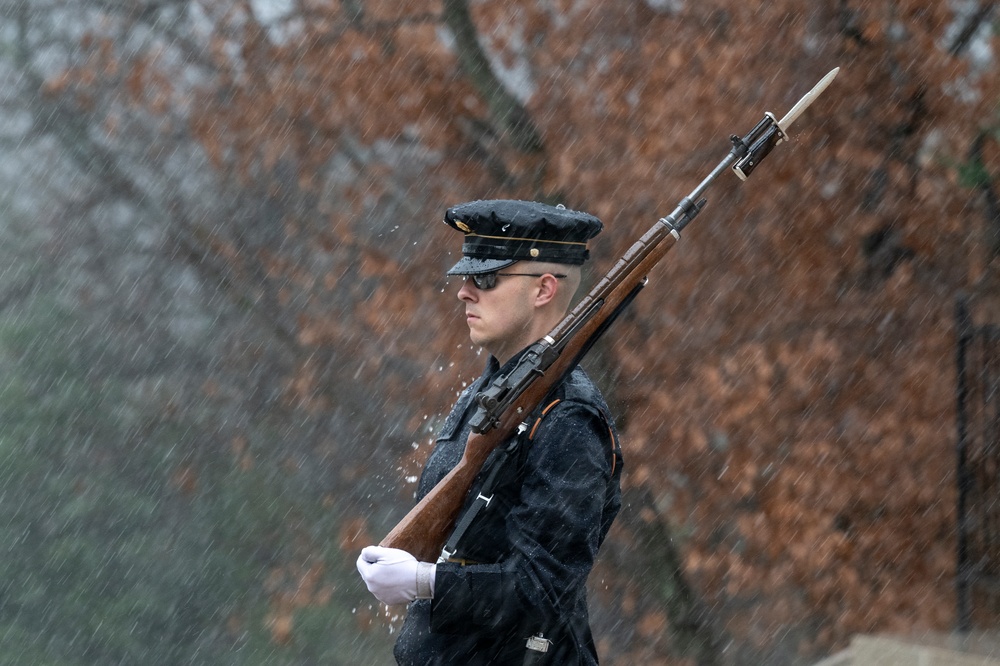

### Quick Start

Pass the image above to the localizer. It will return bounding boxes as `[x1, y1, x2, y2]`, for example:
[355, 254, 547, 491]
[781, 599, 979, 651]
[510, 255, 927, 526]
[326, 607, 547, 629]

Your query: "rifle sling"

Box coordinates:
[439, 399, 562, 562]
[439, 436, 519, 562]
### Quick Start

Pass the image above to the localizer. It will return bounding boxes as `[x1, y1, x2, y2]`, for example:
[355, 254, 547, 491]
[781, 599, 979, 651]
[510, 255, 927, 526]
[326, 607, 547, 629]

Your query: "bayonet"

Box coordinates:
[732, 67, 841, 180]
[779, 67, 840, 131]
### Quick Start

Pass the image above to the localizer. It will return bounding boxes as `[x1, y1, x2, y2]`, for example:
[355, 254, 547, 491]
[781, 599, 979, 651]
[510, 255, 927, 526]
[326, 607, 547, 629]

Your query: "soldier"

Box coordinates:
[357, 200, 623, 665]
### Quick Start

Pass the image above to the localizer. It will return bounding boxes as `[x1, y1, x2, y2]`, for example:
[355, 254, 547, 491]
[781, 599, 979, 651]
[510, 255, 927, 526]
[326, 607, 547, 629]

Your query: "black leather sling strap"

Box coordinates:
[438, 423, 527, 563]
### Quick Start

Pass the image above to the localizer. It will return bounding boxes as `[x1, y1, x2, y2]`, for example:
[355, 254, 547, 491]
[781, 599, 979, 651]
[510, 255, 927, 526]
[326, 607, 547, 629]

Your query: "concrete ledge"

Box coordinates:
[811, 648, 852, 666]
[850, 634, 1000, 666]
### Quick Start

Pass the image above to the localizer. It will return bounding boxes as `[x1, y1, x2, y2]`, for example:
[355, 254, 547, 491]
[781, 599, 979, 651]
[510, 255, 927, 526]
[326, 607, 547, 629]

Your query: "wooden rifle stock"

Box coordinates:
[379, 67, 841, 562]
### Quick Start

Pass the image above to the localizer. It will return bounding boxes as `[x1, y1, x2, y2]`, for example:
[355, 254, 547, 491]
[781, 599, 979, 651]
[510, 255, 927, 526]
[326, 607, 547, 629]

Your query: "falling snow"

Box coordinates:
[0, 1, 998, 664]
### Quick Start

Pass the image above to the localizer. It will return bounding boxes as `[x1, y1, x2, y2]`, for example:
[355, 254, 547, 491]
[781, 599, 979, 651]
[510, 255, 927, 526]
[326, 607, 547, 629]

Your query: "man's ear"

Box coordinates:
[533, 274, 560, 307]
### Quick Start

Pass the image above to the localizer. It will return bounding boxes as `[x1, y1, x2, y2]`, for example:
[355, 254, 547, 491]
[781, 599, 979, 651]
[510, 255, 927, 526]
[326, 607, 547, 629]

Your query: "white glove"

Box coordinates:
[356, 545, 436, 605]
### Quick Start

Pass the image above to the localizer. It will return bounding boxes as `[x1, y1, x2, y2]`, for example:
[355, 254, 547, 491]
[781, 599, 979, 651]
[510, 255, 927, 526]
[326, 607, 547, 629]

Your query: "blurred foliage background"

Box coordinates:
[1, 1, 999, 664]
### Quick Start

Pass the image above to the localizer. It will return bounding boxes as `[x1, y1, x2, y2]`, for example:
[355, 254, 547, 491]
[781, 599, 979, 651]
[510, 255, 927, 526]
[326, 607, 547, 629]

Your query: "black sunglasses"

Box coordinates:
[465, 271, 567, 291]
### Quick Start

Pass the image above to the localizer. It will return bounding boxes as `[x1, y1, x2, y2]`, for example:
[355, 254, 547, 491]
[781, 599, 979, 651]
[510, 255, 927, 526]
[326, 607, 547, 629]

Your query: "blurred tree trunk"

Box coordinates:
[624, 487, 724, 665]
[966, 130, 1000, 262]
[441, 0, 555, 195]
[442, 0, 543, 154]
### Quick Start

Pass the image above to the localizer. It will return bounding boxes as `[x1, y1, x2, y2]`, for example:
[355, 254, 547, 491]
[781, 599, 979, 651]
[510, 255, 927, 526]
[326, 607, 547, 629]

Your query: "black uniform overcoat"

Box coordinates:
[394, 352, 623, 665]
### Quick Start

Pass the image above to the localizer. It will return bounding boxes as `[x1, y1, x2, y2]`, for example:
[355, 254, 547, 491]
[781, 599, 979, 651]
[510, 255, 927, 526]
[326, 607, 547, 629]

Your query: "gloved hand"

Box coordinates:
[356, 546, 436, 605]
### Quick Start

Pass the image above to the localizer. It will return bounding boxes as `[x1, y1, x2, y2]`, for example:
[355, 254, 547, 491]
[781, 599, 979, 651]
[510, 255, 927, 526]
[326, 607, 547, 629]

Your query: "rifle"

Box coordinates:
[380, 68, 840, 563]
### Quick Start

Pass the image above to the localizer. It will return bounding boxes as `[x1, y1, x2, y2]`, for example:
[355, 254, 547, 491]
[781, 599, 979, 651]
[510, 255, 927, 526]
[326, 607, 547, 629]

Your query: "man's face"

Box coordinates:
[456, 266, 540, 364]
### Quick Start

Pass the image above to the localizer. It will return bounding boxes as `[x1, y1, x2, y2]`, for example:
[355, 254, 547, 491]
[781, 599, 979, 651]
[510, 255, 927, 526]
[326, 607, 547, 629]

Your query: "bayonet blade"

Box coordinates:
[778, 67, 840, 132]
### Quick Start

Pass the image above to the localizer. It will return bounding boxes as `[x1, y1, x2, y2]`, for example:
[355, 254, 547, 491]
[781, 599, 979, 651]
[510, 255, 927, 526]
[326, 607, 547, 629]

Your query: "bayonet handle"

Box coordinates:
[732, 114, 785, 181]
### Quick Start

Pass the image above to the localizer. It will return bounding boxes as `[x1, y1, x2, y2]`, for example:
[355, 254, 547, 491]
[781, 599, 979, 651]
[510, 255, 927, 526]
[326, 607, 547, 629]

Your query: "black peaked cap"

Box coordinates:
[444, 199, 603, 276]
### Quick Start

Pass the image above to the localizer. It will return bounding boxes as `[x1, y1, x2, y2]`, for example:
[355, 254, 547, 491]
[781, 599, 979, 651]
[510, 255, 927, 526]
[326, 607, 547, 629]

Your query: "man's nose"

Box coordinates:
[457, 277, 477, 302]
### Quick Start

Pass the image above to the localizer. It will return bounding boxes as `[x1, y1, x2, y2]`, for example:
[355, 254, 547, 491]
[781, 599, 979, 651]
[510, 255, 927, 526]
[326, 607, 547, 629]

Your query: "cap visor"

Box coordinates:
[446, 256, 517, 276]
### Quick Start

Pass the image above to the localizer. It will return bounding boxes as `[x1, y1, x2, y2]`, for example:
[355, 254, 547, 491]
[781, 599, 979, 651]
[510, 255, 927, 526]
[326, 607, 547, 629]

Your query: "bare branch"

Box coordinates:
[948, 1, 997, 56]
[441, 0, 543, 154]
